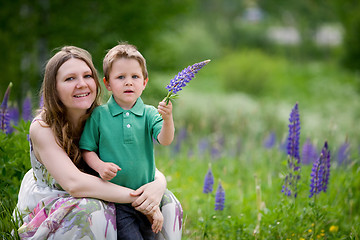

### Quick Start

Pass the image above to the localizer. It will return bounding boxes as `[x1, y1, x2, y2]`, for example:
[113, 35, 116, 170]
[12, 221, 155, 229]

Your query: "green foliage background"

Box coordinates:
[1, 0, 359, 104]
[1, 0, 360, 239]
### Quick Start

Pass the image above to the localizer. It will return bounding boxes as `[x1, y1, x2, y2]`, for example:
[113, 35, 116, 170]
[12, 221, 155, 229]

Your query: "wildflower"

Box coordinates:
[309, 141, 331, 198]
[172, 128, 187, 154]
[164, 60, 210, 104]
[337, 140, 350, 165]
[263, 131, 276, 149]
[211, 145, 221, 160]
[22, 95, 33, 121]
[198, 138, 209, 156]
[287, 102, 301, 163]
[214, 180, 225, 211]
[302, 138, 318, 165]
[1, 82, 13, 134]
[282, 102, 301, 197]
[8, 106, 19, 134]
[329, 225, 338, 233]
[203, 166, 214, 194]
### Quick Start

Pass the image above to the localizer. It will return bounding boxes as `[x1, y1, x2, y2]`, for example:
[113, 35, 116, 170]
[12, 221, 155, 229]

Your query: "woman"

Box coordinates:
[15, 46, 182, 239]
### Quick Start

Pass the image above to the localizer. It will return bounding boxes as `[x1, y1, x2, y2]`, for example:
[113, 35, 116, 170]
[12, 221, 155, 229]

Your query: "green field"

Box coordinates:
[1, 51, 359, 239]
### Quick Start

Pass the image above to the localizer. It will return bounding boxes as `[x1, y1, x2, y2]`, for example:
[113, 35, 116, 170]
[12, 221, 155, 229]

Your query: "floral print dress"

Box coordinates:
[15, 142, 183, 239]
[15, 142, 117, 239]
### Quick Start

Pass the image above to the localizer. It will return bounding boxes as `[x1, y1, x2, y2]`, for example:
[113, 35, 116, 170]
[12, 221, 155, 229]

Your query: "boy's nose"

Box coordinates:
[125, 79, 133, 86]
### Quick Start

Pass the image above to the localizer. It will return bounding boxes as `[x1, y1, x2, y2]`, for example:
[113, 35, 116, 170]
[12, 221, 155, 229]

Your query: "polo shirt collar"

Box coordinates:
[107, 95, 145, 117]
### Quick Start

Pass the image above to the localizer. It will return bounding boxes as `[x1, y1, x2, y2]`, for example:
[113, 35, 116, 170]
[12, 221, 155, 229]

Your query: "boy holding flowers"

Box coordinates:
[79, 43, 175, 239]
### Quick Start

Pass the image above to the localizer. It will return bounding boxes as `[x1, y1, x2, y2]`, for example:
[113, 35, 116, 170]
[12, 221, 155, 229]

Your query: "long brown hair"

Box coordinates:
[39, 46, 101, 170]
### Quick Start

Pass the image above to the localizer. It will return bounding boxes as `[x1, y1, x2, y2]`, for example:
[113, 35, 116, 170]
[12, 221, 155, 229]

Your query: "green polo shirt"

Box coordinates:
[79, 96, 163, 190]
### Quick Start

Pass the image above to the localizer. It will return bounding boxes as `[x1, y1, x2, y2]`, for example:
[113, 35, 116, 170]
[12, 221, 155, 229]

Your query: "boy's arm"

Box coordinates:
[157, 100, 175, 145]
[82, 150, 121, 181]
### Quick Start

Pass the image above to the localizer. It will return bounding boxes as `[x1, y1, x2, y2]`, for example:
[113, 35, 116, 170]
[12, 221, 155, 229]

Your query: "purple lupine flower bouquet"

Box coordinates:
[164, 60, 211, 105]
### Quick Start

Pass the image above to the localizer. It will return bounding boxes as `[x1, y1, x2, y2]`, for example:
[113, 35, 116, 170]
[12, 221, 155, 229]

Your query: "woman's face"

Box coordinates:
[56, 58, 97, 115]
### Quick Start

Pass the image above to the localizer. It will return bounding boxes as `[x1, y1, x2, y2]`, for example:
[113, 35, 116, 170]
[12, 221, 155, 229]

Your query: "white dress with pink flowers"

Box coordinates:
[15, 141, 183, 239]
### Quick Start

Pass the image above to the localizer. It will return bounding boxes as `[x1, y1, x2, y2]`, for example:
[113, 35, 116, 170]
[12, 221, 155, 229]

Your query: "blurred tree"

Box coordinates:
[333, 0, 360, 71]
[0, 0, 194, 104]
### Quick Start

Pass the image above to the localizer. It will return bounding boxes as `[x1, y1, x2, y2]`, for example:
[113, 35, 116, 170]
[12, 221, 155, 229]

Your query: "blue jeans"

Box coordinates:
[115, 204, 155, 240]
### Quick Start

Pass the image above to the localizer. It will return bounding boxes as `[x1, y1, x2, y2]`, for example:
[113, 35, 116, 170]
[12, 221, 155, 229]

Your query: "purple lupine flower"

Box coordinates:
[263, 132, 276, 149]
[173, 128, 188, 154]
[203, 166, 214, 194]
[164, 60, 210, 104]
[198, 138, 209, 156]
[1, 82, 13, 134]
[211, 145, 221, 160]
[337, 141, 350, 165]
[8, 106, 19, 134]
[282, 102, 301, 198]
[215, 181, 225, 211]
[309, 141, 331, 198]
[22, 95, 33, 121]
[287, 103, 301, 163]
[302, 138, 318, 165]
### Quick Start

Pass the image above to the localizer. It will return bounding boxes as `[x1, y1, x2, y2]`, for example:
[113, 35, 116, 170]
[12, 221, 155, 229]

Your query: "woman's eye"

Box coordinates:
[65, 77, 74, 81]
[84, 74, 93, 79]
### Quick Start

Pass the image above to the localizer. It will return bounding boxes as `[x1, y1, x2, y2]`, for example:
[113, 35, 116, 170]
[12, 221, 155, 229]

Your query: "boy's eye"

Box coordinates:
[118, 75, 125, 79]
[132, 75, 139, 79]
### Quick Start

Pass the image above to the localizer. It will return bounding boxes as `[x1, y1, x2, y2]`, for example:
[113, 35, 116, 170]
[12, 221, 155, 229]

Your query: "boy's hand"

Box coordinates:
[158, 100, 173, 121]
[99, 162, 121, 181]
[146, 206, 163, 234]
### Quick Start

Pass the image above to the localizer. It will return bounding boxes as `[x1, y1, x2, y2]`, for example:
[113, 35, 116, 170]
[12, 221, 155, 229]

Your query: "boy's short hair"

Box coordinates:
[103, 43, 148, 81]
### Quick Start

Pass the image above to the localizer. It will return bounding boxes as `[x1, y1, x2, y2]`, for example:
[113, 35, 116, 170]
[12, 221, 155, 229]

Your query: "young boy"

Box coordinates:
[79, 43, 175, 239]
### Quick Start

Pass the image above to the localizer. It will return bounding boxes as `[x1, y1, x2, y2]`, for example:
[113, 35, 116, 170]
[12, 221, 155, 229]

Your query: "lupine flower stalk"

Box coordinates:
[164, 60, 210, 104]
[282, 102, 301, 197]
[203, 165, 214, 194]
[22, 95, 33, 121]
[309, 141, 331, 198]
[214, 180, 225, 211]
[302, 138, 318, 165]
[263, 132, 276, 149]
[1, 82, 13, 134]
[337, 140, 349, 165]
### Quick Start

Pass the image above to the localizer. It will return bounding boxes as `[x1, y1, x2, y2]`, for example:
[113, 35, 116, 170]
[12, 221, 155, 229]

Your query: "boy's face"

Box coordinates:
[104, 57, 148, 110]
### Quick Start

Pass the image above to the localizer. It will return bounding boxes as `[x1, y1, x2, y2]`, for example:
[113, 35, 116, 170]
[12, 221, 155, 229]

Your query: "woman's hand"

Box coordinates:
[130, 170, 166, 215]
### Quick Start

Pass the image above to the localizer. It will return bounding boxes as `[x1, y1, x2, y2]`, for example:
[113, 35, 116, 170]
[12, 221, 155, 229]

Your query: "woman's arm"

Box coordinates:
[130, 168, 167, 214]
[30, 120, 136, 203]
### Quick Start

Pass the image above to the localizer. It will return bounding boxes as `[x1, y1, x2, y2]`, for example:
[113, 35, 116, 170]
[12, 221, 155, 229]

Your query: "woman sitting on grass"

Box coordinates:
[14, 46, 182, 239]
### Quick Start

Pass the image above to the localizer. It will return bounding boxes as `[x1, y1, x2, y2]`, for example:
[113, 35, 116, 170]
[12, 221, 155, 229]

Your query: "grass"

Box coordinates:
[155, 134, 360, 239]
[1, 51, 360, 239]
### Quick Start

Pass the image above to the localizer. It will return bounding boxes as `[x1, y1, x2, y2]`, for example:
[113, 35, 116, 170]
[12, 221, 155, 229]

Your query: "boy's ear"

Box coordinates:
[103, 77, 111, 91]
[143, 78, 149, 87]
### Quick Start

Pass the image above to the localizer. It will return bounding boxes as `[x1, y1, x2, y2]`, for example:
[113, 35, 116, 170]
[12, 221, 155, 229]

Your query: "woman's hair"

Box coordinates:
[40, 46, 101, 170]
[103, 43, 148, 81]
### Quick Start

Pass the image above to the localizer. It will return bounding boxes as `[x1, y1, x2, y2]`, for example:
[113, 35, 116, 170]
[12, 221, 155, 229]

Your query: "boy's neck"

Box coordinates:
[113, 95, 138, 110]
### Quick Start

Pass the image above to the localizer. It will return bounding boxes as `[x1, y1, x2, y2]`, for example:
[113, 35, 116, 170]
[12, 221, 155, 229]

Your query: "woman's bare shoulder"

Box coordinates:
[29, 116, 52, 141]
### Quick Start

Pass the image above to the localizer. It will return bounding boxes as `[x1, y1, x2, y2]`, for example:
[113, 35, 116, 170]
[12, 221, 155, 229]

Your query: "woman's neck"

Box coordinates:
[67, 109, 86, 129]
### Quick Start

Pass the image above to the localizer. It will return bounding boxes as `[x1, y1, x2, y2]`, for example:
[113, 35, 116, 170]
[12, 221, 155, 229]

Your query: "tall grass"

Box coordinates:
[1, 51, 359, 239]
